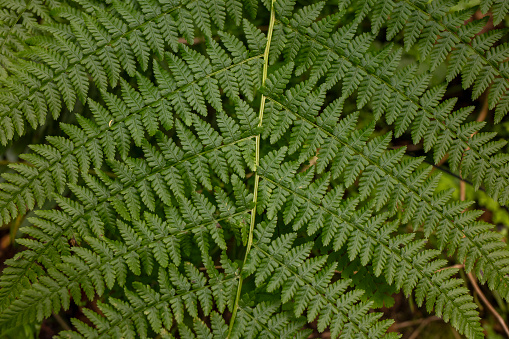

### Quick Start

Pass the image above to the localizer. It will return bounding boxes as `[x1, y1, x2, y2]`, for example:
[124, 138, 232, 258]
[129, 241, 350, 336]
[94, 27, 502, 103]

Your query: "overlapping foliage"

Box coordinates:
[0, 0, 508, 338]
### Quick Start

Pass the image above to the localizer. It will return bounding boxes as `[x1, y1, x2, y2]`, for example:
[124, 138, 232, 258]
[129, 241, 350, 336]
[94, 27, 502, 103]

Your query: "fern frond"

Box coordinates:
[0, 209, 249, 330]
[245, 224, 398, 339]
[274, 7, 509, 207]
[55, 264, 239, 338]
[264, 79, 509, 302]
[0, 0, 230, 144]
[258, 165, 482, 337]
[369, 0, 509, 122]
[2, 0, 509, 338]
[0, 42, 262, 227]
[0, 127, 255, 314]
[0, 0, 60, 78]
[0, 14, 264, 320]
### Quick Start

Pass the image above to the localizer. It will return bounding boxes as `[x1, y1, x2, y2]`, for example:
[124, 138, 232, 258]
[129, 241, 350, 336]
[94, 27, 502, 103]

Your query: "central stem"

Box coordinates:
[226, 1, 276, 336]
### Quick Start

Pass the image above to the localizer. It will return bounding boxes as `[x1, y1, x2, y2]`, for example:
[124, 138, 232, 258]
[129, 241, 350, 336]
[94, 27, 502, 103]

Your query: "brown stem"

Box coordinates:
[0, 160, 22, 166]
[407, 316, 440, 339]
[476, 93, 490, 123]
[393, 316, 441, 330]
[52, 312, 71, 331]
[467, 272, 509, 337]
[436, 154, 449, 167]
[198, 265, 222, 271]
[436, 264, 464, 272]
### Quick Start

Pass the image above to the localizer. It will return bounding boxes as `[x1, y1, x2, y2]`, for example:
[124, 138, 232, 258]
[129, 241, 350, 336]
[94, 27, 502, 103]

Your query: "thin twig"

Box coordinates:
[460, 180, 466, 202]
[52, 312, 71, 331]
[436, 264, 464, 272]
[436, 154, 449, 167]
[476, 92, 490, 123]
[87, 169, 117, 178]
[451, 327, 462, 339]
[198, 265, 222, 271]
[407, 316, 440, 339]
[177, 37, 205, 45]
[467, 272, 509, 337]
[393, 316, 440, 329]
[0, 160, 21, 166]
[10, 213, 25, 244]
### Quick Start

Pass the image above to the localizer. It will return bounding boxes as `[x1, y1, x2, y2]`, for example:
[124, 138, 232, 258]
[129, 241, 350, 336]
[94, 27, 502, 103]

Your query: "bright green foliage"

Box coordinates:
[0, 0, 62, 79]
[0, 0, 508, 338]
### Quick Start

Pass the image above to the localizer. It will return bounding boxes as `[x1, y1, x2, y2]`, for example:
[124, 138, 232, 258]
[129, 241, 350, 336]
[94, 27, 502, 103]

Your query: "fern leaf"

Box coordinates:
[1, 1, 509, 338]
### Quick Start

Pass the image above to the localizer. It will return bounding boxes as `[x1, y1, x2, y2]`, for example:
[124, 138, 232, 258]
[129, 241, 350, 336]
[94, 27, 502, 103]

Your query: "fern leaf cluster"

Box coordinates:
[0, 0, 509, 338]
[0, 0, 61, 79]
